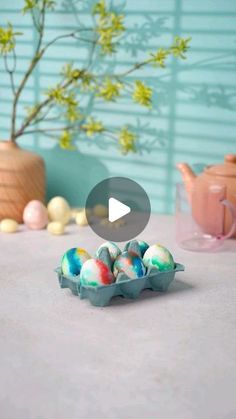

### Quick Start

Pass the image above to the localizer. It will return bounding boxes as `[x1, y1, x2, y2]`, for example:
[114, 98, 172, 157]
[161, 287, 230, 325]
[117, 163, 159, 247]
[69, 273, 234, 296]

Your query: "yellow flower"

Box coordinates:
[119, 127, 137, 154]
[47, 86, 67, 104]
[61, 63, 83, 81]
[82, 117, 104, 137]
[133, 81, 153, 108]
[0, 23, 21, 54]
[150, 48, 169, 67]
[65, 105, 81, 123]
[22, 0, 55, 14]
[59, 131, 75, 150]
[93, 0, 107, 17]
[170, 36, 191, 59]
[80, 72, 95, 91]
[94, 1, 125, 54]
[98, 78, 123, 101]
[110, 13, 125, 33]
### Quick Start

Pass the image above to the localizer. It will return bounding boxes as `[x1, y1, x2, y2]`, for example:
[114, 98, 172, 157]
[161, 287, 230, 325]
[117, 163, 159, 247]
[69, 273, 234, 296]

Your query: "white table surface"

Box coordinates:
[0, 214, 236, 419]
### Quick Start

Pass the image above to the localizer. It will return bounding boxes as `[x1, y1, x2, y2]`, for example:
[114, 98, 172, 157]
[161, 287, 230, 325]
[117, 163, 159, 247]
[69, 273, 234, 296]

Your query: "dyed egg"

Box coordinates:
[113, 251, 146, 279]
[61, 247, 91, 276]
[97, 241, 121, 261]
[47, 196, 71, 225]
[80, 259, 114, 286]
[47, 221, 65, 235]
[0, 219, 18, 233]
[138, 240, 149, 257]
[23, 200, 48, 230]
[143, 244, 175, 271]
[126, 240, 149, 257]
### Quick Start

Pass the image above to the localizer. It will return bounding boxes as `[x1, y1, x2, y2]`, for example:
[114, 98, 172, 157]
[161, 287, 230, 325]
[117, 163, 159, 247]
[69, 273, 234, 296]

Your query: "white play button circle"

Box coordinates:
[85, 177, 151, 241]
[108, 197, 131, 222]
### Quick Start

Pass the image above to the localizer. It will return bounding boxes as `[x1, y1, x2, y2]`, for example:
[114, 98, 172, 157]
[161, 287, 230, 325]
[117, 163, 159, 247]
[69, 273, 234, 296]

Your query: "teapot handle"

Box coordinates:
[217, 199, 236, 240]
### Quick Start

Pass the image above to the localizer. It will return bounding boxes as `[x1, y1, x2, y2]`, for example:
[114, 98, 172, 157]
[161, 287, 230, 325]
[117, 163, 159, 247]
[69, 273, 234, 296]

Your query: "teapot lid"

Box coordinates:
[205, 154, 236, 177]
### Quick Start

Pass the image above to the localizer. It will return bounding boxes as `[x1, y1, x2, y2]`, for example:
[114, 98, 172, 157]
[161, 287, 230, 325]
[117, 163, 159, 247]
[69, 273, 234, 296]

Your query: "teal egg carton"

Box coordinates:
[55, 240, 185, 307]
[55, 263, 184, 307]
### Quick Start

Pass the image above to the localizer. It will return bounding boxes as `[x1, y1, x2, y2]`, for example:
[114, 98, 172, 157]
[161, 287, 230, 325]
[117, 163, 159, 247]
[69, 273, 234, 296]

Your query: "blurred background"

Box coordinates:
[0, 0, 236, 213]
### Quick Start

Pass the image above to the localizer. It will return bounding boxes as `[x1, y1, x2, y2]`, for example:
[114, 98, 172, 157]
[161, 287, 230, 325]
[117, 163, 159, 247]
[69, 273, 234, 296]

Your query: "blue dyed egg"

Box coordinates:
[113, 251, 146, 279]
[61, 247, 91, 276]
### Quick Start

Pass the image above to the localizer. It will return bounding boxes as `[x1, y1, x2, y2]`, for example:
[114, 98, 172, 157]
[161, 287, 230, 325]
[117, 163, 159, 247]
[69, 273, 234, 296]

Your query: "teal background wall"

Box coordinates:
[0, 0, 236, 213]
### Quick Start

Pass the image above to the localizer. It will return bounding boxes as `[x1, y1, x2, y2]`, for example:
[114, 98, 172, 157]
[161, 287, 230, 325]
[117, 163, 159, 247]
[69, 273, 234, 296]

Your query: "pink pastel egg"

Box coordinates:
[23, 200, 48, 230]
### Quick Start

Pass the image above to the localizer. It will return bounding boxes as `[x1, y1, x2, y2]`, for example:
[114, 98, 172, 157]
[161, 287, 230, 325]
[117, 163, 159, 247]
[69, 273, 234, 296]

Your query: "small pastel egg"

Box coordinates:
[75, 210, 88, 226]
[47, 221, 65, 235]
[0, 219, 18, 233]
[47, 196, 71, 225]
[93, 204, 108, 218]
[23, 200, 48, 230]
[143, 244, 175, 271]
[80, 259, 114, 286]
[97, 241, 121, 261]
[113, 251, 146, 279]
[61, 247, 91, 276]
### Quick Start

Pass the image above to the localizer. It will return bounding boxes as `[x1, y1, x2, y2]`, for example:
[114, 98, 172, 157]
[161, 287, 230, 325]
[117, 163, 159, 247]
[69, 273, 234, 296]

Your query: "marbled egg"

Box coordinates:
[23, 200, 48, 230]
[113, 251, 146, 279]
[47, 196, 71, 225]
[143, 244, 175, 271]
[96, 241, 121, 262]
[61, 247, 91, 276]
[80, 259, 114, 286]
[126, 240, 149, 257]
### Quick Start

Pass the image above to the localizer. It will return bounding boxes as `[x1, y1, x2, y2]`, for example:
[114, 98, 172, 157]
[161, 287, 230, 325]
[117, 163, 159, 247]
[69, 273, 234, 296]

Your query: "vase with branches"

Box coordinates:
[0, 0, 190, 221]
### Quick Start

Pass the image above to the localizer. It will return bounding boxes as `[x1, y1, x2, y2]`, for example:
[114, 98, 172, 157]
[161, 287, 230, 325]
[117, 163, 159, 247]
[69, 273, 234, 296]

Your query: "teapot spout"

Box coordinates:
[176, 163, 196, 201]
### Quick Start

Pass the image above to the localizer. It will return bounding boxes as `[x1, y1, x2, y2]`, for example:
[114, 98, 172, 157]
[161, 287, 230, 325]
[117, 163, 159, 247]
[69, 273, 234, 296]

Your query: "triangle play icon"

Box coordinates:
[108, 197, 131, 223]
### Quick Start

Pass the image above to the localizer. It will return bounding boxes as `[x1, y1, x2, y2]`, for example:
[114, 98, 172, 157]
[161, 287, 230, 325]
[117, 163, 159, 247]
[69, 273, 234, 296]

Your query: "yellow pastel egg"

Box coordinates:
[75, 210, 88, 226]
[47, 221, 65, 235]
[93, 204, 108, 218]
[47, 196, 71, 225]
[0, 219, 19, 233]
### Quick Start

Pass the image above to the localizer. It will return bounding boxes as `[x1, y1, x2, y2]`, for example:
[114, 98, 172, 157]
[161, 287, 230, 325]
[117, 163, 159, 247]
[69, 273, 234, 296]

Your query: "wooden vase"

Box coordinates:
[0, 140, 45, 223]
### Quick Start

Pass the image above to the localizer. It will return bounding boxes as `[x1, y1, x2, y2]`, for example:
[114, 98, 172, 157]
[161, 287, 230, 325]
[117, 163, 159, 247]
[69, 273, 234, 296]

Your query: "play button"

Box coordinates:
[85, 177, 151, 242]
[108, 198, 131, 222]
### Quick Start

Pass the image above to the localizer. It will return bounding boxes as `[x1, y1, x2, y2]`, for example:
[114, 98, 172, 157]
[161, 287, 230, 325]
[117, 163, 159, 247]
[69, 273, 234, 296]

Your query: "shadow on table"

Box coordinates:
[109, 279, 194, 307]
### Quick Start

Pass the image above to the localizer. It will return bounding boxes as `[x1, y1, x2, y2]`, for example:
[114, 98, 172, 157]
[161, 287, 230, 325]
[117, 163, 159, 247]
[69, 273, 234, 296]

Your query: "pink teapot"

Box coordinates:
[177, 154, 236, 239]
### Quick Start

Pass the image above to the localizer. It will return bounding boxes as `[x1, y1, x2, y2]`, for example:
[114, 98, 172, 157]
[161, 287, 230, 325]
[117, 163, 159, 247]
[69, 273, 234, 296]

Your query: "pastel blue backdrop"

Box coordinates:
[0, 0, 236, 213]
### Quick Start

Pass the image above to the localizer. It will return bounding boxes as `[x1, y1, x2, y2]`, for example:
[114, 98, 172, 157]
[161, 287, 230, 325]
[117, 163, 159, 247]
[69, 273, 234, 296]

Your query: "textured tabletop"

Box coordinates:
[0, 215, 236, 419]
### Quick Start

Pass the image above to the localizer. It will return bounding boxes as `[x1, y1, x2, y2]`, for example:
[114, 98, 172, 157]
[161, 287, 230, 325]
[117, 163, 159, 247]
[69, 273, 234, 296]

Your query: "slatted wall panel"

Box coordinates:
[0, 0, 236, 211]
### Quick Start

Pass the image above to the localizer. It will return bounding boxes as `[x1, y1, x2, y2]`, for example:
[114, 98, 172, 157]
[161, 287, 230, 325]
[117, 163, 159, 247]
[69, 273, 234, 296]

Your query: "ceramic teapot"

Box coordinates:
[177, 154, 236, 238]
